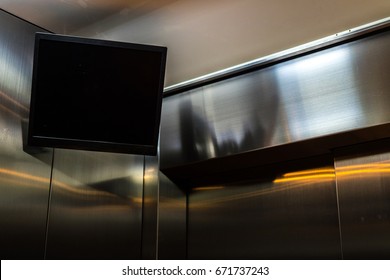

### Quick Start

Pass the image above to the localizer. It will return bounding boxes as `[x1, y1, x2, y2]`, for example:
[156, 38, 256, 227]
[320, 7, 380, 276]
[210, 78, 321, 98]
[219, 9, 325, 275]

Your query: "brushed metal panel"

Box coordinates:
[0, 10, 52, 259]
[45, 149, 144, 259]
[335, 145, 390, 259]
[141, 155, 159, 259]
[188, 159, 341, 259]
[160, 29, 390, 171]
[158, 172, 187, 260]
[160, 88, 210, 167]
[187, 162, 341, 259]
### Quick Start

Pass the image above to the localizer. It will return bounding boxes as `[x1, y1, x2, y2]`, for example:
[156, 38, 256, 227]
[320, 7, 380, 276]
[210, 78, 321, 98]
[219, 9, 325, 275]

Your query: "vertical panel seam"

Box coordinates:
[155, 169, 160, 260]
[185, 187, 189, 260]
[334, 157, 344, 260]
[140, 155, 146, 259]
[43, 148, 55, 260]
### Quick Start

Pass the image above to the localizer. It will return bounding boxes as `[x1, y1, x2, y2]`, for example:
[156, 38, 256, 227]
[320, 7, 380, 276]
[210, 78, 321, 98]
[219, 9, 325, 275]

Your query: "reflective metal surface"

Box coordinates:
[0, 10, 52, 259]
[3, 7, 390, 260]
[45, 149, 144, 259]
[188, 162, 341, 259]
[335, 143, 390, 259]
[160, 28, 390, 171]
[1, 10, 157, 260]
[141, 155, 159, 259]
[159, 23, 390, 260]
[158, 172, 187, 259]
[0, 10, 156, 260]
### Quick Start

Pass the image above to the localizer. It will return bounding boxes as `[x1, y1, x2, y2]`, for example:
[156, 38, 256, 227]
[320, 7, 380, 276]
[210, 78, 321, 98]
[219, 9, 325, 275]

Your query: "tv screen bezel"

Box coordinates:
[27, 32, 167, 156]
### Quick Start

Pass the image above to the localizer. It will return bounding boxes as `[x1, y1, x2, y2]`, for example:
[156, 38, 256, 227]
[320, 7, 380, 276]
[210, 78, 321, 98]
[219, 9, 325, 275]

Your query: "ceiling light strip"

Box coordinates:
[163, 17, 390, 97]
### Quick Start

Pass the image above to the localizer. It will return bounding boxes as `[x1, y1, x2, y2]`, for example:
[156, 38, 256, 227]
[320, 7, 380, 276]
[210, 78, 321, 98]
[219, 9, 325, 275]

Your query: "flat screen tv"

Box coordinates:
[28, 32, 167, 155]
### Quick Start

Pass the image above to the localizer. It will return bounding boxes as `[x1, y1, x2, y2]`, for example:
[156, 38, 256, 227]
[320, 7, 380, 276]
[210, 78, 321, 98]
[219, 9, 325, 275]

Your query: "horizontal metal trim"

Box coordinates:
[163, 17, 390, 97]
[161, 123, 390, 187]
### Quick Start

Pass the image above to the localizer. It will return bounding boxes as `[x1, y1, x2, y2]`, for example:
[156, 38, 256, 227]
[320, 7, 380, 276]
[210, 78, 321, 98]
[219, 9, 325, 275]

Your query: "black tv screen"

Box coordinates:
[28, 33, 167, 155]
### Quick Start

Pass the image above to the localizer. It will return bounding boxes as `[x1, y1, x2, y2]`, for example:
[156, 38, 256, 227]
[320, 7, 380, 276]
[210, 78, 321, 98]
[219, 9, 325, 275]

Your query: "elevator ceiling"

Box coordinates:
[1, 0, 389, 86]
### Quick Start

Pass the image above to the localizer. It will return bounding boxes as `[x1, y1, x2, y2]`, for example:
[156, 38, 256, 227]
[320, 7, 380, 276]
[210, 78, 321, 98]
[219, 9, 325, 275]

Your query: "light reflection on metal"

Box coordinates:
[187, 168, 340, 259]
[283, 168, 335, 177]
[0, 176, 46, 189]
[0, 10, 51, 259]
[192, 162, 390, 207]
[272, 168, 336, 184]
[0, 53, 32, 110]
[160, 21, 390, 173]
[190, 184, 311, 208]
[164, 17, 390, 95]
[0, 167, 134, 198]
[334, 151, 390, 258]
[275, 47, 363, 139]
[336, 163, 390, 177]
[0, 88, 28, 120]
[0, 167, 78, 194]
[0, 168, 51, 185]
[0, 103, 22, 119]
[274, 163, 390, 183]
[144, 167, 157, 181]
[0, 90, 29, 112]
[273, 172, 335, 183]
[191, 167, 334, 208]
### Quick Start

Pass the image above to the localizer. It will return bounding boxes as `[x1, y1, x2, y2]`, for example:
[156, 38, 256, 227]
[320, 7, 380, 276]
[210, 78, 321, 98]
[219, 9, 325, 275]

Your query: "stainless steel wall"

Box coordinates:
[158, 172, 187, 259]
[188, 159, 341, 259]
[160, 28, 390, 171]
[45, 149, 144, 259]
[0, 10, 158, 260]
[186, 144, 390, 259]
[142, 155, 160, 259]
[335, 142, 390, 259]
[0, 10, 52, 259]
[159, 24, 390, 259]
[3, 8, 390, 260]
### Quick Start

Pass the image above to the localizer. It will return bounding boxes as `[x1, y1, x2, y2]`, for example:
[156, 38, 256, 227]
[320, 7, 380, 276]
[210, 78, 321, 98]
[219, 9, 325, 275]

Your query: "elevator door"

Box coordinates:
[187, 157, 342, 259]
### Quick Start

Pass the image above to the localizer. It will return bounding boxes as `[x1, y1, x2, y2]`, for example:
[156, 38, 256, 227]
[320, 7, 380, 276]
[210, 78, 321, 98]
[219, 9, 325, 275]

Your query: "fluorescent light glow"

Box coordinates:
[164, 17, 390, 93]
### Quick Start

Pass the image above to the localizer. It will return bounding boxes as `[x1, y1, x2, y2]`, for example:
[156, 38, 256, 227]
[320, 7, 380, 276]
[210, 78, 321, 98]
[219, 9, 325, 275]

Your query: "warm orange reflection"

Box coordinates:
[274, 163, 390, 184]
[283, 168, 335, 177]
[0, 90, 29, 112]
[192, 163, 390, 207]
[336, 163, 390, 177]
[0, 168, 50, 184]
[274, 168, 335, 183]
[0, 103, 22, 119]
[0, 175, 46, 189]
[0, 90, 29, 119]
[0, 167, 110, 197]
[274, 173, 335, 183]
